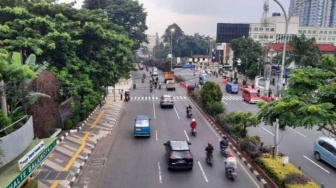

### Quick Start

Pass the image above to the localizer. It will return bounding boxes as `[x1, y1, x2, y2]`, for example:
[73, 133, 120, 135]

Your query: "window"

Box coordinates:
[320, 30, 323, 34]
[333, 31, 336, 34]
[270, 35, 274, 39]
[259, 27, 263, 31]
[329, 31, 333, 34]
[324, 31, 327, 34]
[313, 30, 316, 34]
[270, 28, 274, 32]
[253, 35, 257, 39]
[298, 30, 302, 33]
[266, 28, 269, 31]
[254, 27, 258, 31]
[318, 37, 322, 41]
[308, 30, 311, 34]
[323, 37, 326, 41]
[303, 30, 306, 34]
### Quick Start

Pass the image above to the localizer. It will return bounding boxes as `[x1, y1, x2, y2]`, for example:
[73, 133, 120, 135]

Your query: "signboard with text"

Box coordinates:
[6, 139, 57, 188]
[18, 141, 44, 171]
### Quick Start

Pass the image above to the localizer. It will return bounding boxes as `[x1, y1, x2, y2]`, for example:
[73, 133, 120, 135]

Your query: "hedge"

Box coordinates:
[257, 153, 319, 188]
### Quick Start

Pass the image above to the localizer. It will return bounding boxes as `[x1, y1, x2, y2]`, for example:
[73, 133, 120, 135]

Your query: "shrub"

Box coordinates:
[286, 181, 319, 188]
[200, 81, 223, 104]
[174, 75, 185, 83]
[283, 173, 309, 185]
[205, 101, 225, 116]
[64, 119, 73, 130]
[240, 136, 261, 159]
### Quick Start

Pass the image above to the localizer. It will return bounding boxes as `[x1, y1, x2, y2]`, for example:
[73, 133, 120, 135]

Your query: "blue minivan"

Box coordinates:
[225, 82, 239, 94]
[314, 136, 336, 168]
[134, 115, 151, 137]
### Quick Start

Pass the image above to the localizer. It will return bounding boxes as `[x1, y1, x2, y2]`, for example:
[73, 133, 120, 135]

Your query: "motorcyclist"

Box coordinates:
[205, 142, 214, 159]
[186, 105, 192, 116]
[150, 83, 153, 91]
[225, 151, 237, 172]
[141, 77, 145, 83]
[143, 73, 146, 78]
[155, 77, 159, 82]
[220, 135, 229, 150]
[190, 119, 197, 132]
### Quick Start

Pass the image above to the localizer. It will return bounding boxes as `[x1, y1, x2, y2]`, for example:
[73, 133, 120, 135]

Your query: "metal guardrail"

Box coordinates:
[0, 115, 29, 135]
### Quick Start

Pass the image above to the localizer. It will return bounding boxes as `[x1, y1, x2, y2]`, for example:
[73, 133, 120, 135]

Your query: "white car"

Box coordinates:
[152, 70, 158, 76]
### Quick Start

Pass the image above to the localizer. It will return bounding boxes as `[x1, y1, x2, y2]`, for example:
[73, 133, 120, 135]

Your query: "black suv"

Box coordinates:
[163, 140, 193, 170]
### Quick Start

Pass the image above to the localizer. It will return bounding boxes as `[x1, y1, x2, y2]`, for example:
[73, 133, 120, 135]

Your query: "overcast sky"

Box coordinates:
[63, 0, 290, 37]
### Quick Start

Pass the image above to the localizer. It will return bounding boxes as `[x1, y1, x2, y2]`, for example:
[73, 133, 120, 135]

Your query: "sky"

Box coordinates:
[61, 0, 291, 37]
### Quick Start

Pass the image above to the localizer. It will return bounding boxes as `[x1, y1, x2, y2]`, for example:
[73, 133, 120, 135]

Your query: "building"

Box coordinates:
[216, 23, 249, 43]
[249, 13, 336, 46]
[289, 0, 336, 27]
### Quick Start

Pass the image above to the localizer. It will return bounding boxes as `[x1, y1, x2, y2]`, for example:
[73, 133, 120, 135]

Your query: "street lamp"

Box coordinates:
[274, 0, 310, 97]
[170, 28, 175, 72]
[272, 0, 309, 158]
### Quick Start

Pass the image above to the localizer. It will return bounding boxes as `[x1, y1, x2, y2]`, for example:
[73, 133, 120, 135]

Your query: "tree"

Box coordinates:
[230, 37, 263, 75]
[83, 0, 107, 9]
[200, 81, 222, 104]
[287, 34, 321, 67]
[257, 55, 336, 135]
[223, 111, 259, 138]
[104, 0, 148, 49]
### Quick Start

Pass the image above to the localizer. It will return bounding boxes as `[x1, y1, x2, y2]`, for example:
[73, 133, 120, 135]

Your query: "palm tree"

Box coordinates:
[287, 34, 321, 67]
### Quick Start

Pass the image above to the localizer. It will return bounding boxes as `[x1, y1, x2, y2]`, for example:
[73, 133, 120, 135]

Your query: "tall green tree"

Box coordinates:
[287, 34, 321, 67]
[200, 81, 222, 104]
[257, 54, 336, 135]
[104, 0, 148, 49]
[223, 111, 259, 138]
[230, 37, 263, 75]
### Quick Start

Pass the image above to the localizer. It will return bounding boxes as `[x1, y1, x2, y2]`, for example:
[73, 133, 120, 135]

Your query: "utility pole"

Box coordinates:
[0, 80, 8, 116]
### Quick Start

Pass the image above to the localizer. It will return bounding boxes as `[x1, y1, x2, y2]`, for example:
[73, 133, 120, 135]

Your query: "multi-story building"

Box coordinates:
[249, 13, 336, 46]
[289, 0, 336, 27]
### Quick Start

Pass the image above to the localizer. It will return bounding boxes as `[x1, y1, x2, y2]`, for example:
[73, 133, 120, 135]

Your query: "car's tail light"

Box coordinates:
[187, 154, 193, 159]
[169, 154, 175, 160]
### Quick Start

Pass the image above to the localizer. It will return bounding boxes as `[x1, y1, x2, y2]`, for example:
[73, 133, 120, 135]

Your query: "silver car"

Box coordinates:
[160, 95, 174, 108]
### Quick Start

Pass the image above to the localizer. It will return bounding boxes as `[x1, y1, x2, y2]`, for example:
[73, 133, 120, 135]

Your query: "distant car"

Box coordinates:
[138, 64, 144, 70]
[225, 82, 239, 94]
[134, 115, 151, 137]
[242, 88, 262, 104]
[314, 136, 336, 168]
[160, 95, 174, 108]
[166, 80, 176, 90]
[152, 70, 158, 76]
[163, 140, 193, 170]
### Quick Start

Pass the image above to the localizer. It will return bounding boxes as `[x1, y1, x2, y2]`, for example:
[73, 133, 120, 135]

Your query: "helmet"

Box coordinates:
[192, 119, 195, 122]
[223, 135, 227, 139]
[208, 142, 212, 146]
[227, 151, 234, 157]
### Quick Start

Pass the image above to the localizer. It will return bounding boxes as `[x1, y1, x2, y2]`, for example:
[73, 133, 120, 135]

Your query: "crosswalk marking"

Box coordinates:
[222, 96, 243, 101]
[130, 96, 187, 101]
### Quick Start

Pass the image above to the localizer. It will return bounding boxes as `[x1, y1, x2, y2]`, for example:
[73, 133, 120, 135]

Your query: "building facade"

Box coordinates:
[249, 14, 336, 46]
[289, 0, 336, 27]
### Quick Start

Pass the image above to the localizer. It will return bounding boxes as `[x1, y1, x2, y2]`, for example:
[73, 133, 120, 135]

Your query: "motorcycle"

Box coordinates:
[226, 168, 236, 181]
[220, 146, 229, 158]
[187, 109, 192, 118]
[205, 152, 213, 166]
[191, 128, 197, 136]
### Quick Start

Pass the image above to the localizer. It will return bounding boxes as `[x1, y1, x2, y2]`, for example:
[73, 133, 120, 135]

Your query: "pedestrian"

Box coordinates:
[120, 89, 123, 100]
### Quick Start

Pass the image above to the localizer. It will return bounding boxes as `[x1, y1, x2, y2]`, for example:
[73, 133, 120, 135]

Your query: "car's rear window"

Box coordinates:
[171, 151, 190, 158]
[135, 119, 149, 127]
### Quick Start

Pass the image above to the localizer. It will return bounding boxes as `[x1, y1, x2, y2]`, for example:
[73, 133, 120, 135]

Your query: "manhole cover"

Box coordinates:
[90, 159, 106, 167]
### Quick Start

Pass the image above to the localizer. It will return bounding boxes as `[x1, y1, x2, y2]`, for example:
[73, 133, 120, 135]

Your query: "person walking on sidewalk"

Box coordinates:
[119, 89, 123, 100]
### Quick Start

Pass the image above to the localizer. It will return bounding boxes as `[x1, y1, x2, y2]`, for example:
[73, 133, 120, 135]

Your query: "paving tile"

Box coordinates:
[36, 171, 49, 180]
[56, 171, 69, 180]
[45, 171, 60, 180]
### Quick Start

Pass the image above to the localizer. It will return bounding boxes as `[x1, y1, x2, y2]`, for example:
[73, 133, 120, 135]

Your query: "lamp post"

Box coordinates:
[272, 0, 309, 158]
[274, 0, 310, 97]
[170, 28, 175, 72]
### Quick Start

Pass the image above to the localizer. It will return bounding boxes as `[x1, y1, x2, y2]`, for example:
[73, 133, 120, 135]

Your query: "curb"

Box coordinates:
[67, 139, 99, 188]
[187, 94, 272, 188]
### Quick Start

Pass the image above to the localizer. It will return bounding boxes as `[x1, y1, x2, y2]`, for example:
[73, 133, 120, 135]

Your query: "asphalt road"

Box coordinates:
[174, 68, 336, 188]
[74, 67, 262, 188]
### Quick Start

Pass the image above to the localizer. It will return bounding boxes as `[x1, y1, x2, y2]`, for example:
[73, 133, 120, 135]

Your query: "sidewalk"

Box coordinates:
[33, 79, 132, 188]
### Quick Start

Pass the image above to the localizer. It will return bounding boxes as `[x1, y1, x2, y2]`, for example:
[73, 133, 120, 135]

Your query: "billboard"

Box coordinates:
[216, 23, 249, 43]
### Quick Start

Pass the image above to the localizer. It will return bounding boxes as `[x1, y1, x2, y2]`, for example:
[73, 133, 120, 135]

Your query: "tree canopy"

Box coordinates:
[257, 54, 336, 135]
[0, 0, 135, 120]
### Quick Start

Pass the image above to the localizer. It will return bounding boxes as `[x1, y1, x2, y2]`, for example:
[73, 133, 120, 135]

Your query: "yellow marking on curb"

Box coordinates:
[51, 96, 116, 187]
[50, 132, 90, 188]
[90, 97, 114, 128]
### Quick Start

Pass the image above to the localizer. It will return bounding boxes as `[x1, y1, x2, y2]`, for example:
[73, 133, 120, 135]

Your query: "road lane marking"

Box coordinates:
[289, 128, 307, 137]
[197, 161, 209, 182]
[174, 106, 180, 119]
[303, 155, 330, 173]
[262, 127, 275, 136]
[51, 132, 90, 188]
[241, 101, 248, 105]
[90, 96, 114, 128]
[184, 130, 190, 141]
[155, 130, 158, 141]
[158, 162, 162, 183]
[152, 95, 156, 119]
[222, 101, 228, 105]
